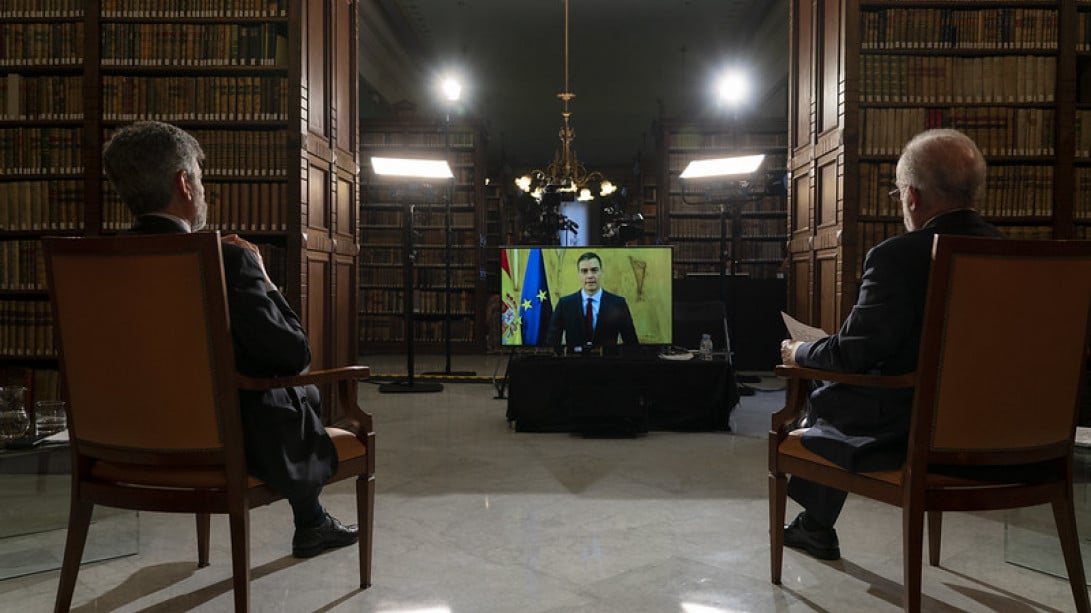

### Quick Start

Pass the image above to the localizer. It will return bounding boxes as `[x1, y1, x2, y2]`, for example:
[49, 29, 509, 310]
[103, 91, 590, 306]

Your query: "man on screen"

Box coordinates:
[546, 251, 638, 351]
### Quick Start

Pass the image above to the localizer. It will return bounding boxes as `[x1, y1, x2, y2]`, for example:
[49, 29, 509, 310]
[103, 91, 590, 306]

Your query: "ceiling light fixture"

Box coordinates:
[515, 0, 613, 202]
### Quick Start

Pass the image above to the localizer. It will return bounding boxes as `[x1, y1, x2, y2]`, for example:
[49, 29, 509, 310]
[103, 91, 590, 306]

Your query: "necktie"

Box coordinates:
[585, 297, 594, 341]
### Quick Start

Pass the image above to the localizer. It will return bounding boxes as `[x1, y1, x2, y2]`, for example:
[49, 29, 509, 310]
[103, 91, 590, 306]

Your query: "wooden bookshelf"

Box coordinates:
[788, 0, 1088, 332]
[0, 0, 359, 419]
[359, 118, 488, 353]
[656, 120, 789, 280]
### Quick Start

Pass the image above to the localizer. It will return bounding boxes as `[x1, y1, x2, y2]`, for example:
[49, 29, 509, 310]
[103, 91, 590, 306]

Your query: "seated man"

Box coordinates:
[778, 129, 1004, 560]
[546, 251, 638, 352]
[102, 120, 356, 558]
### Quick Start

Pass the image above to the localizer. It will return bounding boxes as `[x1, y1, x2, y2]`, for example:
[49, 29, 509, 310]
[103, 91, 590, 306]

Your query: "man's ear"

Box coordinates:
[175, 169, 192, 200]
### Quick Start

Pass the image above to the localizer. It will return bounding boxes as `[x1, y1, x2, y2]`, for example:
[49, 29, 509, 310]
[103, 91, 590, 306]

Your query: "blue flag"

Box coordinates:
[519, 248, 552, 345]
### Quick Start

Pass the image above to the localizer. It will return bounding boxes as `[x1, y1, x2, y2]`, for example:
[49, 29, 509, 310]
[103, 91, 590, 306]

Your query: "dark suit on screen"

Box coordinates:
[788, 209, 1003, 526]
[546, 289, 639, 349]
[129, 215, 336, 499]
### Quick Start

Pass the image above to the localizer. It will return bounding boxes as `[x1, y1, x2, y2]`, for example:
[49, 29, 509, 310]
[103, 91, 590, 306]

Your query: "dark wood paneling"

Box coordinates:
[816, 251, 838, 334]
[819, 0, 840, 133]
[792, 0, 813, 149]
[791, 256, 811, 324]
[818, 160, 838, 227]
[306, 253, 330, 371]
[308, 165, 329, 231]
[307, 0, 328, 136]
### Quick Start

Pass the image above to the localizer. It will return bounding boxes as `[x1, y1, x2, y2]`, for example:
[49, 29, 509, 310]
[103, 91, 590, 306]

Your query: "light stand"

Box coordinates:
[424, 96, 476, 377]
[370, 156, 453, 394]
[680, 155, 765, 394]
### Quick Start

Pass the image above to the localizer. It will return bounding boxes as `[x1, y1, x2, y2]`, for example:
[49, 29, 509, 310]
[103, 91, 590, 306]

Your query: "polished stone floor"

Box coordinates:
[1, 353, 1086, 612]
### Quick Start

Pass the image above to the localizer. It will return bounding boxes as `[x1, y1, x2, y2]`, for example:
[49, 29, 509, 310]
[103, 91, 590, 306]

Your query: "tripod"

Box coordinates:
[379, 202, 443, 394]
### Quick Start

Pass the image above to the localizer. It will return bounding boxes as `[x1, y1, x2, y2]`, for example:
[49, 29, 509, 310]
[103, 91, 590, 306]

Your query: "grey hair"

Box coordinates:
[895, 129, 986, 206]
[102, 121, 204, 216]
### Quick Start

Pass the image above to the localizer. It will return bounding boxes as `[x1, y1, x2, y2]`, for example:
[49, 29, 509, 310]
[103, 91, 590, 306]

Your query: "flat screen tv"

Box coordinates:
[500, 246, 672, 347]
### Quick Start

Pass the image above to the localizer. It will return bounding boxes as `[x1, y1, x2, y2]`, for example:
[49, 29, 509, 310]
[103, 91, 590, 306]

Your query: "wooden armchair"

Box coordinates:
[769, 235, 1091, 612]
[43, 233, 375, 612]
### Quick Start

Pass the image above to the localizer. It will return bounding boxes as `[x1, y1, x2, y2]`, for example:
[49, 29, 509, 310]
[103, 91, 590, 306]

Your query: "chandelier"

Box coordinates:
[515, 0, 614, 203]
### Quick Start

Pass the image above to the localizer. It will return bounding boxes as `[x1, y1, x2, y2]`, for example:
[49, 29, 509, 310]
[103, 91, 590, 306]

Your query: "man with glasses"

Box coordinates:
[777, 129, 1004, 560]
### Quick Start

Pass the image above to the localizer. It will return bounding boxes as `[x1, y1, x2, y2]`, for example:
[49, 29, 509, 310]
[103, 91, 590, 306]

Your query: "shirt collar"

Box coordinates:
[581, 288, 603, 302]
[143, 212, 192, 233]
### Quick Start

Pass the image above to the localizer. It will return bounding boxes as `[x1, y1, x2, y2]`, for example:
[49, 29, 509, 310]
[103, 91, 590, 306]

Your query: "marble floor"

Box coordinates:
[1, 353, 1086, 612]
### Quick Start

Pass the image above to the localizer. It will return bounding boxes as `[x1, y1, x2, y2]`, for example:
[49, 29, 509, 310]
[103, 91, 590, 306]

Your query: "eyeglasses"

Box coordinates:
[887, 185, 902, 203]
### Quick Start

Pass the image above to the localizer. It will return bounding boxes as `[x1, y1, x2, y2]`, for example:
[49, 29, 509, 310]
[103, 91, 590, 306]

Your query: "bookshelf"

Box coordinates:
[788, 0, 1089, 332]
[656, 120, 789, 280]
[0, 0, 359, 419]
[359, 119, 488, 353]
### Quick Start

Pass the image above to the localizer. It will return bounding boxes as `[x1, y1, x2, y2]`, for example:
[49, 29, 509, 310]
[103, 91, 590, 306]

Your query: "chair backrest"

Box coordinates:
[909, 236, 1091, 469]
[43, 233, 244, 470]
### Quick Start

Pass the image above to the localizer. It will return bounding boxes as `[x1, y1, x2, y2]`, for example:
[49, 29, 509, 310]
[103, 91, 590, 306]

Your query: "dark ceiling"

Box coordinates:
[364, 0, 789, 173]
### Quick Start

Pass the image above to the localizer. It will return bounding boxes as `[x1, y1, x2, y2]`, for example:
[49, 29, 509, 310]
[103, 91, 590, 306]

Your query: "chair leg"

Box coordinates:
[228, 510, 250, 613]
[357, 474, 374, 589]
[196, 513, 211, 568]
[53, 499, 93, 613]
[1052, 493, 1091, 612]
[902, 502, 925, 613]
[926, 511, 942, 567]
[769, 471, 787, 585]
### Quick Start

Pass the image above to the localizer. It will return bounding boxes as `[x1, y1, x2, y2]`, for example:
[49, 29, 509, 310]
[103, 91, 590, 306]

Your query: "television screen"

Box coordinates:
[500, 246, 673, 347]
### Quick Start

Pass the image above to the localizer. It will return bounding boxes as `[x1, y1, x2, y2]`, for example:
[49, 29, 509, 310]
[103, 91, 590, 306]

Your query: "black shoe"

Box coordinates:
[292, 513, 359, 559]
[783, 512, 840, 561]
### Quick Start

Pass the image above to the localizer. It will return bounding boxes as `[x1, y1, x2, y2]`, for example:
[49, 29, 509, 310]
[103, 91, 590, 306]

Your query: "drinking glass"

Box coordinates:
[34, 400, 67, 436]
[0, 386, 29, 443]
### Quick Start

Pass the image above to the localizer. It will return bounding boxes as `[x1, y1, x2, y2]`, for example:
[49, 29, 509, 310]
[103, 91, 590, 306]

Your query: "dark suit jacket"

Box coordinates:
[129, 215, 336, 498]
[546, 289, 639, 348]
[795, 209, 1003, 471]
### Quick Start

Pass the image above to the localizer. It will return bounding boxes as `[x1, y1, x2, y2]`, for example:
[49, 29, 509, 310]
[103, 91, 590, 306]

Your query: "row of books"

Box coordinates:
[0, 300, 54, 358]
[360, 246, 478, 267]
[359, 316, 475, 344]
[362, 208, 476, 228]
[0, 367, 62, 412]
[0, 23, 83, 66]
[101, 75, 288, 121]
[665, 132, 788, 150]
[673, 240, 786, 260]
[862, 162, 1056, 219]
[859, 55, 1056, 105]
[0, 180, 83, 230]
[1080, 8, 1091, 51]
[1077, 168, 1091, 220]
[664, 193, 790, 214]
[362, 226, 475, 247]
[666, 216, 786, 240]
[0, 0, 81, 18]
[860, 107, 1054, 157]
[100, 0, 289, 18]
[359, 289, 477, 315]
[1, 74, 82, 120]
[860, 8, 1057, 50]
[100, 182, 289, 231]
[100, 23, 288, 67]
[0, 240, 45, 290]
[1078, 111, 1091, 159]
[360, 266, 478, 288]
[0, 128, 82, 175]
[177, 129, 289, 177]
[360, 129, 477, 148]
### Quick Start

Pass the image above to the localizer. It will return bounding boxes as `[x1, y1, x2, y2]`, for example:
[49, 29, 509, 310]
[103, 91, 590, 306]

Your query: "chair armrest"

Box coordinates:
[237, 365, 374, 434]
[774, 365, 915, 388]
[769, 365, 916, 442]
[236, 365, 370, 390]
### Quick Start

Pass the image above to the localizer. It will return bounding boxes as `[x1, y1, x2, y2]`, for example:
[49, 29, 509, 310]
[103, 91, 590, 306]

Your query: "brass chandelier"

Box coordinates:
[515, 0, 614, 202]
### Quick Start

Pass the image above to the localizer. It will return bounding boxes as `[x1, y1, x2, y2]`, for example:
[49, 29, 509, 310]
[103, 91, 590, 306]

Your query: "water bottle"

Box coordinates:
[698, 334, 713, 360]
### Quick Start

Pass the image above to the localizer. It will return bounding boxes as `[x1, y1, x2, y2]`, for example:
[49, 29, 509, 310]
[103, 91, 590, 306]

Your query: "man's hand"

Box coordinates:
[780, 339, 802, 366]
[222, 234, 276, 290]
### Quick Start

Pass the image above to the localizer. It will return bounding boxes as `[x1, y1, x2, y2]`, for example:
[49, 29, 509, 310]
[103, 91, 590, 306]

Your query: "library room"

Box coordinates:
[2, 0, 1091, 611]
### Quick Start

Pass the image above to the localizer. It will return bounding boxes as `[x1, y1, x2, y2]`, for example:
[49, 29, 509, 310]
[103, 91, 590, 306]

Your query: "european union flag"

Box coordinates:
[519, 248, 552, 345]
